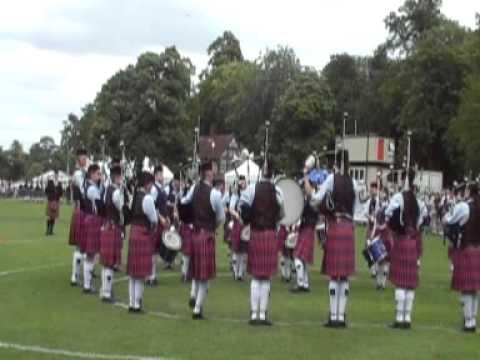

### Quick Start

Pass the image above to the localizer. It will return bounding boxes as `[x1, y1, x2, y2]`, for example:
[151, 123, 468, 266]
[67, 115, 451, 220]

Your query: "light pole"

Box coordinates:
[341, 112, 348, 175]
[406, 130, 412, 190]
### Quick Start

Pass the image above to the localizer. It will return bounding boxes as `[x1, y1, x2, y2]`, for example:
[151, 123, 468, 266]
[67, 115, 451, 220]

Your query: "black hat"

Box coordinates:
[199, 161, 213, 173]
[76, 148, 88, 156]
[154, 165, 163, 174]
[110, 165, 122, 179]
[138, 171, 154, 187]
[238, 175, 246, 181]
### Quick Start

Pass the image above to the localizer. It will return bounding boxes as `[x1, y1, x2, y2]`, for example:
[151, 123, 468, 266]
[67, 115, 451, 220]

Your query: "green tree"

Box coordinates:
[206, 31, 243, 72]
[384, 0, 444, 55]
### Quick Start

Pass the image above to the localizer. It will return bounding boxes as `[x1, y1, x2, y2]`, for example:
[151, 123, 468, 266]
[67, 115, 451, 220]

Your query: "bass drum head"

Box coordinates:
[275, 177, 304, 226]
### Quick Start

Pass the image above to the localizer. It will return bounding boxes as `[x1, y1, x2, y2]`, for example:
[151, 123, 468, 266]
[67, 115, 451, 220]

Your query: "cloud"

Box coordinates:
[0, 0, 478, 150]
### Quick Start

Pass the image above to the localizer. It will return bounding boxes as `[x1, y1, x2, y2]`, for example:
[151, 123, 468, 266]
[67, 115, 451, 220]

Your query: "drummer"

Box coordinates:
[291, 172, 322, 293]
[305, 150, 359, 328]
[240, 159, 285, 326]
[229, 175, 249, 281]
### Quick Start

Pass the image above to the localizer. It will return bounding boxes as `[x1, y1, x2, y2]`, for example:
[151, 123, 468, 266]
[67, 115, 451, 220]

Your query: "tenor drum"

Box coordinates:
[162, 226, 182, 251]
[362, 237, 387, 267]
[240, 225, 251, 242]
[275, 177, 304, 226]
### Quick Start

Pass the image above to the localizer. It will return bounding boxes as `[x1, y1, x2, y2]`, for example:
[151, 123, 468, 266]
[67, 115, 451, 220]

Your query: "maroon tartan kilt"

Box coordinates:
[389, 231, 419, 289]
[69, 208, 81, 246]
[231, 219, 248, 253]
[76, 210, 87, 252]
[83, 214, 102, 256]
[153, 224, 164, 253]
[179, 223, 193, 256]
[46, 200, 59, 220]
[448, 247, 456, 260]
[248, 229, 278, 279]
[127, 225, 154, 278]
[322, 219, 355, 278]
[100, 223, 123, 268]
[187, 229, 216, 281]
[294, 225, 315, 264]
[451, 246, 480, 292]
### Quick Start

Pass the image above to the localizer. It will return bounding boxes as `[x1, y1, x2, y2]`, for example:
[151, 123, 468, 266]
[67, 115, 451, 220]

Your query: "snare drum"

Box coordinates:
[363, 237, 387, 267]
[162, 226, 182, 251]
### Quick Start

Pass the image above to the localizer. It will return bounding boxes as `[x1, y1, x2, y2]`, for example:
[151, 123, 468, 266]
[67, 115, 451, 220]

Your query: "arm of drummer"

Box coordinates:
[309, 174, 334, 208]
[276, 186, 286, 221]
[142, 194, 158, 230]
[385, 192, 402, 221]
[211, 189, 226, 227]
[229, 194, 241, 220]
[443, 202, 469, 226]
[180, 184, 195, 205]
[112, 188, 123, 212]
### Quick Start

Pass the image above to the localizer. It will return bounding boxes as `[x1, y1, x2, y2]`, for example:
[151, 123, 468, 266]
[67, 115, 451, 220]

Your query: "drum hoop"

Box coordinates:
[275, 177, 304, 226]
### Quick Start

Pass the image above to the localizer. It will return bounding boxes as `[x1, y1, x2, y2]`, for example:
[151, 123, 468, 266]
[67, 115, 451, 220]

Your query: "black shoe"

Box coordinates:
[101, 296, 115, 304]
[337, 320, 347, 328]
[128, 307, 135, 313]
[70, 281, 78, 287]
[324, 319, 339, 328]
[389, 321, 404, 329]
[249, 318, 261, 326]
[259, 319, 273, 326]
[403, 322, 411, 330]
[82, 288, 96, 295]
[463, 326, 476, 333]
[289, 287, 307, 294]
[189, 298, 196, 308]
[192, 312, 204, 320]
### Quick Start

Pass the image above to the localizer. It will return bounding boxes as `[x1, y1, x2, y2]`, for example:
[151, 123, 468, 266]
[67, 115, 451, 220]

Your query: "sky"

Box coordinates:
[0, 0, 478, 151]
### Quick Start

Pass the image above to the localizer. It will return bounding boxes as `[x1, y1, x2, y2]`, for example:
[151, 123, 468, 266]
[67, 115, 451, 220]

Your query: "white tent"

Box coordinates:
[225, 160, 260, 186]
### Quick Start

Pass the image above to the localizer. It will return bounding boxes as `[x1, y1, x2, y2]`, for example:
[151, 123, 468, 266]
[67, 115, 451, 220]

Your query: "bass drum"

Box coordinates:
[275, 177, 304, 227]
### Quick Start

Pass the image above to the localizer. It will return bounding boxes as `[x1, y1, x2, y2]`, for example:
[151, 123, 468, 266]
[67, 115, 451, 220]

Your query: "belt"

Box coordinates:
[334, 212, 353, 221]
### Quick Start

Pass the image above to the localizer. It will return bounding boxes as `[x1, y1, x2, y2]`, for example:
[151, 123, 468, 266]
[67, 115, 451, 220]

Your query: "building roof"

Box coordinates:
[199, 134, 236, 160]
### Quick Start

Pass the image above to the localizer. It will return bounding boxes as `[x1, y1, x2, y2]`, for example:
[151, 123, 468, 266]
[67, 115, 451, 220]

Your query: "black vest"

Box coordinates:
[251, 181, 279, 231]
[104, 185, 121, 225]
[193, 182, 216, 231]
[332, 174, 355, 217]
[302, 200, 318, 227]
[388, 191, 419, 235]
[131, 191, 151, 228]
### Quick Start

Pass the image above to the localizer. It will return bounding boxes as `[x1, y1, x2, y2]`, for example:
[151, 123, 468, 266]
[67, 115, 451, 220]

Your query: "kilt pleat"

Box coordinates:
[451, 246, 480, 292]
[231, 219, 248, 253]
[179, 224, 193, 256]
[389, 231, 419, 289]
[69, 209, 80, 246]
[187, 229, 216, 281]
[127, 225, 154, 278]
[153, 224, 164, 253]
[277, 225, 291, 257]
[76, 210, 87, 252]
[321, 219, 355, 278]
[46, 200, 59, 220]
[83, 214, 102, 256]
[294, 225, 315, 264]
[248, 229, 278, 279]
[100, 223, 123, 268]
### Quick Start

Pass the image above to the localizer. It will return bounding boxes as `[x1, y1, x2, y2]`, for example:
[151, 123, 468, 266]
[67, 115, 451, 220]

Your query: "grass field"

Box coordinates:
[0, 199, 479, 360]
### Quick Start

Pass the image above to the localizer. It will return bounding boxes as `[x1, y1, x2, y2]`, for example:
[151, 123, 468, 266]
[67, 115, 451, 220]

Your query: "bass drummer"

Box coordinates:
[305, 149, 359, 328]
[290, 170, 323, 293]
[240, 158, 285, 326]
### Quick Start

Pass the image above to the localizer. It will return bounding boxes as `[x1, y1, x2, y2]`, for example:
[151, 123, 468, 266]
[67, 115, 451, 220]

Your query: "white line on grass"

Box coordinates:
[0, 263, 66, 278]
[0, 341, 174, 360]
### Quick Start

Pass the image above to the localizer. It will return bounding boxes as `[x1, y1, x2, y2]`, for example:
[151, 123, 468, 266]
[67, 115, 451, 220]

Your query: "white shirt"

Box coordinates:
[181, 181, 226, 226]
[150, 181, 164, 202]
[385, 192, 423, 227]
[142, 193, 158, 225]
[443, 201, 470, 226]
[110, 186, 123, 212]
[239, 179, 286, 221]
[310, 174, 360, 210]
[72, 169, 86, 195]
[86, 181, 101, 213]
